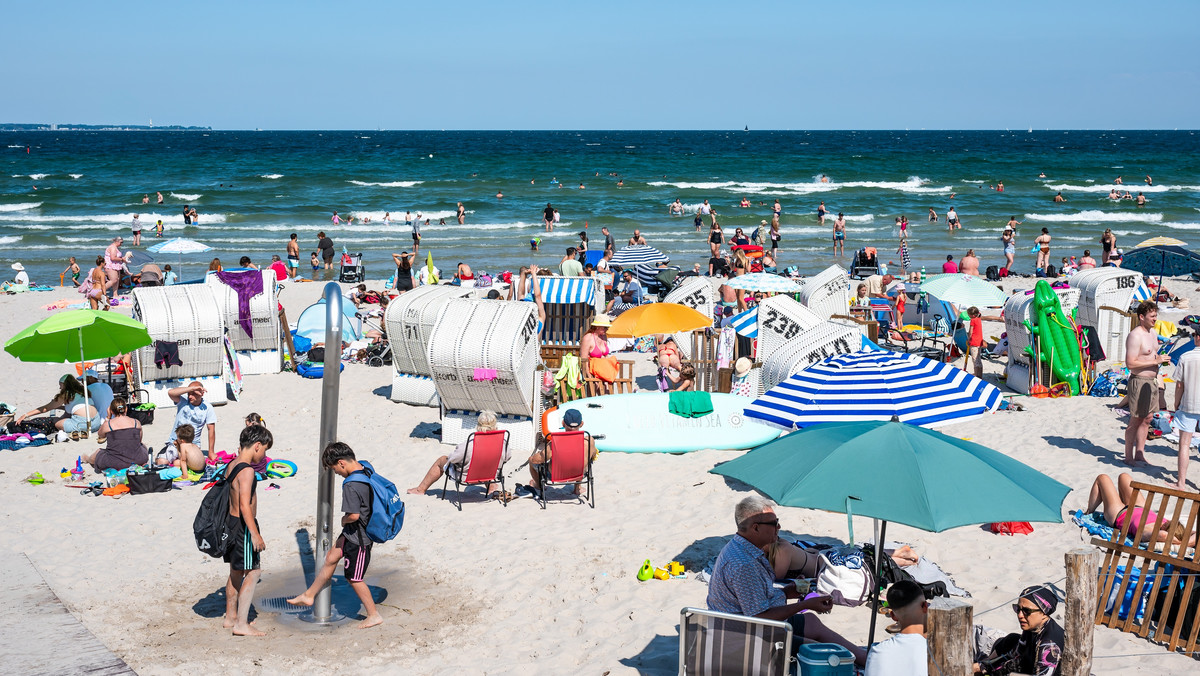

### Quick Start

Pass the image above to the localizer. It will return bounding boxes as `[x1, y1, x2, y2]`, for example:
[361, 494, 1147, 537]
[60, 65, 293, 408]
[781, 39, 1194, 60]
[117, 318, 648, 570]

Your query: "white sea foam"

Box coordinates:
[347, 180, 423, 188]
[69, 174, 83, 179]
[347, 209, 465, 222]
[171, 193, 202, 201]
[0, 236, 21, 245]
[0, 211, 227, 225]
[1024, 210, 1162, 224]
[650, 176, 952, 196]
[0, 202, 41, 212]
[28, 173, 47, 181]
[260, 174, 284, 179]
[1044, 183, 1197, 194]
[1163, 222, 1200, 231]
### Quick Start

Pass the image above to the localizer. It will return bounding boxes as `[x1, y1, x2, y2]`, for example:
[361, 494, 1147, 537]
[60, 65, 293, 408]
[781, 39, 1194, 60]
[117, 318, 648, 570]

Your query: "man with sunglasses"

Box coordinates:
[976, 585, 1063, 675]
[707, 496, 867, 666]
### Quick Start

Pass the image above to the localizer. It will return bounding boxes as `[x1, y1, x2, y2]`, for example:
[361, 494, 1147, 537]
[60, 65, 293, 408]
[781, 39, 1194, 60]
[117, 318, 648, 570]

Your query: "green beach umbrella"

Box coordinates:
[5, 310, 152, 364]
[919, 273, 1009, 308]
[711, 419, 1069, 646]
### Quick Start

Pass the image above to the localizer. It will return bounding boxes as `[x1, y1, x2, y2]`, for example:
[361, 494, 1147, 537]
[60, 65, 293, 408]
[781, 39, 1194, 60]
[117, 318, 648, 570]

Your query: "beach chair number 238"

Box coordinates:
[760, 308, 801, 340]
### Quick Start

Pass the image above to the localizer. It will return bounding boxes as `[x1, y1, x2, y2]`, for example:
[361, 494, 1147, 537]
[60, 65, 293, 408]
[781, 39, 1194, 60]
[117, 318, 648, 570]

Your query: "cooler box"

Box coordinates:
[797, 643, 855, 675]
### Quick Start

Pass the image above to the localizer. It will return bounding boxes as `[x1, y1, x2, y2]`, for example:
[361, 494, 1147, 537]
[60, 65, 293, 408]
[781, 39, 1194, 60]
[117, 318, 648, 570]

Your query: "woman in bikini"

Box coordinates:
[85, 256, 108, 310]
[580, 315, 615, 395]
[1085, 472, 1197, 546]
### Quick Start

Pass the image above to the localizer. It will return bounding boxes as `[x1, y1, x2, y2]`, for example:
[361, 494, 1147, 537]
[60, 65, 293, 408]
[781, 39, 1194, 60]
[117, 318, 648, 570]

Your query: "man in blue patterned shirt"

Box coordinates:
[707, 496, 867, 666]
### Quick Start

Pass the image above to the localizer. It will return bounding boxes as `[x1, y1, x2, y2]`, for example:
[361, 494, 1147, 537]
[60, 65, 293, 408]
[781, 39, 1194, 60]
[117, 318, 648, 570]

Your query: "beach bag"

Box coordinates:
[989, 521, 1034, 536]
[816, 546, 872, 607]
[343, 460, 404, 543]
[127, 468, 173, 494]
[128, 401, 156, 425]
[193, 462, 251, 558]
[985, 266, 1000, 281]
[308, 346, 326, 362]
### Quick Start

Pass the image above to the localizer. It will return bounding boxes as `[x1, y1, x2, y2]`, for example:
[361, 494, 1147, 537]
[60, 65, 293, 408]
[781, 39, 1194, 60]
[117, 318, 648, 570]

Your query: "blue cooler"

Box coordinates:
[797, 643, 855, 675]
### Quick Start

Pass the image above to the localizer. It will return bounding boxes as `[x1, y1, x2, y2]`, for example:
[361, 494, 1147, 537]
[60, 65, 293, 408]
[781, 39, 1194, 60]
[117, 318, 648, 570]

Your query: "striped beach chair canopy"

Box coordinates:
[744, 349, 1003, 430]
[610, 245, 669, 267]
[729, 307, 759, 338]
[536, 276, 596, 305]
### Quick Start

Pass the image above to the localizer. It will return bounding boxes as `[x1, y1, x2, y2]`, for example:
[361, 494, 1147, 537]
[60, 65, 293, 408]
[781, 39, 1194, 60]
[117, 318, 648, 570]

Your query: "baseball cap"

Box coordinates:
[563, 408, 583, 428]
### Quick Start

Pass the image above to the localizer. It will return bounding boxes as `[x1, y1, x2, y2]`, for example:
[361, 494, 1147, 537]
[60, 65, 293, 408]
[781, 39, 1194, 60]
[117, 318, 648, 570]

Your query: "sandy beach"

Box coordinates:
[1, 275, 1198, 675]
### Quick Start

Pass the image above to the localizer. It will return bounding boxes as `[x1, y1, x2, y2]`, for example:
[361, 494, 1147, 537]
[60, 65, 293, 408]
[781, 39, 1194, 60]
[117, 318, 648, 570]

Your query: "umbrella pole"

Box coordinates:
[867, 519, 888, 649]
[78, 328, 90, 438]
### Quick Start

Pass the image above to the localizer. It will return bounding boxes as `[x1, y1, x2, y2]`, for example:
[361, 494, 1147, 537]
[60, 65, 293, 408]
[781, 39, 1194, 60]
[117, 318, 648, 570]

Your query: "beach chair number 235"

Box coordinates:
[760, 308, 801, 340]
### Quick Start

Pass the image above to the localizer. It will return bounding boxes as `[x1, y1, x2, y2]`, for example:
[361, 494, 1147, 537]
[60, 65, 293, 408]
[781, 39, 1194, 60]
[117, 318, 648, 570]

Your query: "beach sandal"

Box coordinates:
[488, 490, 516, 504]
[266, 483, 281, 491]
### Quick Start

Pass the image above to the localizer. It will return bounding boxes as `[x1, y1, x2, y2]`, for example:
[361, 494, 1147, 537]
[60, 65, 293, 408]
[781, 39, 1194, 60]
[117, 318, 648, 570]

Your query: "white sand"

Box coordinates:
[1, 275, 1197, 674]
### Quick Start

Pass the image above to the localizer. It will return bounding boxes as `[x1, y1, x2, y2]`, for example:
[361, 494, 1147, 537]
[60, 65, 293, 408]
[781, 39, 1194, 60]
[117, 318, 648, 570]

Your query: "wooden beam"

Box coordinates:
[927, 597, 973, 676]
[1062, 548, 1099, 676]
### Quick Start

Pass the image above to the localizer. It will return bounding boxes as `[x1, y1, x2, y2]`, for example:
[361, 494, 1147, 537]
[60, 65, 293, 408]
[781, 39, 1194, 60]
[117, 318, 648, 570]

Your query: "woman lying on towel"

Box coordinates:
[1086, 472, 1197, 547]
[580, 315, 617, 394]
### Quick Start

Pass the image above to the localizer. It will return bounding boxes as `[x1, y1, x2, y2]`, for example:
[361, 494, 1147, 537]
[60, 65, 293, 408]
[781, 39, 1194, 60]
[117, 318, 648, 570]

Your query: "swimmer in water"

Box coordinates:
[496, 191, 503, 199]
[1145, 175, 1153, 186]
[1054, 192, 1065, 203]
[1038, 172, 1046, 178]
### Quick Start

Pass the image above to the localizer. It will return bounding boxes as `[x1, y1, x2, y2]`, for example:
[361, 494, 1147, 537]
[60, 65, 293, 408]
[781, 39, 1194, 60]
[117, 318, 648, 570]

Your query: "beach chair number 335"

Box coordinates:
[760, 308, 801, 340]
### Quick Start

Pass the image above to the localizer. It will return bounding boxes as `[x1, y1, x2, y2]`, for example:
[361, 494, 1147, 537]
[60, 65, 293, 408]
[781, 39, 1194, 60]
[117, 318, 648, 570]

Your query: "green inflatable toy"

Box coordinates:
[1022, 280, 1081, 395]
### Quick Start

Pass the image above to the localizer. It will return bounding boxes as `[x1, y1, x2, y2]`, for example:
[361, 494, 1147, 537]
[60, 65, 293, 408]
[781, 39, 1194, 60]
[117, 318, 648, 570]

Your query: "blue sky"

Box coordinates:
[4, 1, 1198, 130]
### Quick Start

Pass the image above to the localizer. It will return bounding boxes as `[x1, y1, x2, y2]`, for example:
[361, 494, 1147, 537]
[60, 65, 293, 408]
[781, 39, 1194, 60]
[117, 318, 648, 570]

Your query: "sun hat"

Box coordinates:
[11, 262, 24, 271]
[734, 357, 752, 377]
[563, 408, 583, 428]
[590, 315, 612, 328]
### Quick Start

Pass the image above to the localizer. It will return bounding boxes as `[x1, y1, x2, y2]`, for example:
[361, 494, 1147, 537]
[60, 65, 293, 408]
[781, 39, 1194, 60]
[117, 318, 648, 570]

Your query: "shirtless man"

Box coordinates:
[959, 249, 981, 276]
[1136, 192, 1146, 206]
[1114, 176, 1123, 185]
[628, 229, 647, 246]
[286, 233, 300, 279]
[1124, 301, 1170, 466]
[1054, 192, 1065, 203]
[1145, 175, 1153, 186]
[832, 213, 846, 256]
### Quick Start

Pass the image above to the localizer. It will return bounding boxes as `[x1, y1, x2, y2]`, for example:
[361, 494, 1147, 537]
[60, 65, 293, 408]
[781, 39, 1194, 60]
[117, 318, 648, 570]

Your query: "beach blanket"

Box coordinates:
[42, 299, 76, 311]
[668, 391, 713, 418]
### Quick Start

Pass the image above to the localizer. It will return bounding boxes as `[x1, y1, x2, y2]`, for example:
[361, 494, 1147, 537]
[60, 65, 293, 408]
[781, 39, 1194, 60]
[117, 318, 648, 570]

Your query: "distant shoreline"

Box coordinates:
[0, 124, 210, 131]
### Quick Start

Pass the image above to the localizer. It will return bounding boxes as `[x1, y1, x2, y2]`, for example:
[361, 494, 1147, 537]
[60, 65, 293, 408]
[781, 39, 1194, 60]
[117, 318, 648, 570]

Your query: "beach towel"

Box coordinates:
[668, 391, 713, 418]
[588, 355, 620, 383]
[215, 270, 264, 338]
[555, 355, 583, 400]
[717, 326, 736, 369]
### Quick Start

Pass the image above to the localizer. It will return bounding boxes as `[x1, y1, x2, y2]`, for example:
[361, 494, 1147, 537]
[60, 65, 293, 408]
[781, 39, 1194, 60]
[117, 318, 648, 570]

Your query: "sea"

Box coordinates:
[2, 130, 1198, 284]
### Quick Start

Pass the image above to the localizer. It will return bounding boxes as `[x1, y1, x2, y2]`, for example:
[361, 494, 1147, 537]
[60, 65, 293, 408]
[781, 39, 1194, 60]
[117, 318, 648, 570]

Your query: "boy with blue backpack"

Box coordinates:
[287, 442, 403, 628]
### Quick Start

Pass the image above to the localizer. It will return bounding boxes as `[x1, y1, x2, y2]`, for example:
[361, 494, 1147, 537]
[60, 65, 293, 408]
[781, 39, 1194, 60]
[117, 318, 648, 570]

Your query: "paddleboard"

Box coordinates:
[546, 392, 779, 453]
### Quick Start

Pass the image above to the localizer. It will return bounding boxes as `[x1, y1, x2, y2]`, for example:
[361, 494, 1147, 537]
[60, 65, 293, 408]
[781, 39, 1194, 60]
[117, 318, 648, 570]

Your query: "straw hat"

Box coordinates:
[590, 314, 612, 328]
[734, 357, 752, 377]
[11, 262, 23, 271]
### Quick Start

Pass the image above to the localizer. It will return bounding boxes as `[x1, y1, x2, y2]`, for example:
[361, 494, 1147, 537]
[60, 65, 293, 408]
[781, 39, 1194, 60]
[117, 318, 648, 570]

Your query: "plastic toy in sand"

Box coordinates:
[1023, 279, 1082, 395]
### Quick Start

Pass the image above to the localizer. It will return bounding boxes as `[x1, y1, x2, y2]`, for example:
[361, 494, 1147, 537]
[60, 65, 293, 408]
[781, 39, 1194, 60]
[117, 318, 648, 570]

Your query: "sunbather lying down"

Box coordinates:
[1086, 472, 1197, 547]
[764, 540, 922, 582]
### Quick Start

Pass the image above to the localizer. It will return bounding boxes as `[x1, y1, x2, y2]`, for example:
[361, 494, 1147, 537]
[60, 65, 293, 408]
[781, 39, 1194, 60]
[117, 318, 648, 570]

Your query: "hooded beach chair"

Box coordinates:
[679, 607, 793, 676]
[538, 430, 595, 509]
[440, 429, 509, 510]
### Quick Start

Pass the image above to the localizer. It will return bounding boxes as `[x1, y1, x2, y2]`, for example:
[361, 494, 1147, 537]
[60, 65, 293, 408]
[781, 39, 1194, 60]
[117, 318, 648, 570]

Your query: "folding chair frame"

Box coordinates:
[678, 606, 793, 676]
[538, 430, 595, 509]
[440, 429, 509, 511]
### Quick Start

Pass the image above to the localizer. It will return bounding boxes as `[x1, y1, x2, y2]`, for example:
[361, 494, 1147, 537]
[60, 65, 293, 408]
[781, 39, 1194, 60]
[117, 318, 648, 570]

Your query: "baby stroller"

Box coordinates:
[850, 247, 880, 279]
[355, 311, 392, 367]
[339, 252, 365, 283]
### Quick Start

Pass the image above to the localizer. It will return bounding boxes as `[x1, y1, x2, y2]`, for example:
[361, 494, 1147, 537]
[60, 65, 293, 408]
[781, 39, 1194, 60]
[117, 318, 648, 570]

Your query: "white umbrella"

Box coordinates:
[148, 237, 213, 278]
[724, 273, 802, 293]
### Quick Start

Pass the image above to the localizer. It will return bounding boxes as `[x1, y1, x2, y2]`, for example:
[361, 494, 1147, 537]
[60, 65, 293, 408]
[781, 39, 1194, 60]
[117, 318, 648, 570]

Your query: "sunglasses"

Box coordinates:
[753, 518, 781, 529]
[1012, 604, 1041, 617]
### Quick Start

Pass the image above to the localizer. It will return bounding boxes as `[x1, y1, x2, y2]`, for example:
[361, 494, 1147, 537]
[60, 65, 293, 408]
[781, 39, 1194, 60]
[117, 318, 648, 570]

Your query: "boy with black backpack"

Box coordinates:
[225, 425, 272, 636]
[287, 442, 393, 628]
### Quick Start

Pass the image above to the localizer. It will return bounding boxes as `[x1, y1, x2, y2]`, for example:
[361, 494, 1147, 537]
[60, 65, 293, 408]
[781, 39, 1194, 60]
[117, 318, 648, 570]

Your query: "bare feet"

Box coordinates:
[232, 622, 266, 637]
[1122, 458, 1145, 467]
[223, 617, 236, 629]
[406, 487, 426, 495]
[286, 595, 314, 607]
[358, 613, 383, 629]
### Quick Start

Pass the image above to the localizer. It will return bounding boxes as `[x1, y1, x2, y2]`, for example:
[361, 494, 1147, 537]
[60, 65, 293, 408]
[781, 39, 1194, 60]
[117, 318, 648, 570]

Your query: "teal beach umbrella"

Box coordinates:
[711, 419, 1069, 646]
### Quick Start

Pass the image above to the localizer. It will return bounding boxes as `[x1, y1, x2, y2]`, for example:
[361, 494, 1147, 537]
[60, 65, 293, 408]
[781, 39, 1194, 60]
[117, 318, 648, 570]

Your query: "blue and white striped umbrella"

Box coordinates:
[610, 245, 669, 267]
[724, 273, 802, 293]
[536, 276, 596, 305]
[729, 307, 759, 337]
[744, 350, 1003, 430]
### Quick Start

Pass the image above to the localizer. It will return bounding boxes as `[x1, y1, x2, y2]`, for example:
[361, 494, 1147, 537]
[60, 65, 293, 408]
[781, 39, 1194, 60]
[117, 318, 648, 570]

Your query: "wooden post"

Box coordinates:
[927, 597, 974, 676]
[1061, 547, 1100, 676]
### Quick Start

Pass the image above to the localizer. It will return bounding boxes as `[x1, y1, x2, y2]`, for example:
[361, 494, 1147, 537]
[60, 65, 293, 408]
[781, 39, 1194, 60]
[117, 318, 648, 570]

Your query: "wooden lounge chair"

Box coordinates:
[440, 429, 509, 510]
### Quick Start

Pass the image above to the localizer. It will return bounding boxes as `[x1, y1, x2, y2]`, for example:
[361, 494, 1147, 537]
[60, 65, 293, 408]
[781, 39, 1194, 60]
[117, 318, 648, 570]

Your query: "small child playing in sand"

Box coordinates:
[287, 442, 383, 629]
[224, 425, 272, 636]
[62, 257, 81, 287]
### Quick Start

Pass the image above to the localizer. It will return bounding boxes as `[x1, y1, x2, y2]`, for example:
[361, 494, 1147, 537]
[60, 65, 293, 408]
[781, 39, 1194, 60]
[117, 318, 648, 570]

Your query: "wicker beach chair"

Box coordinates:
[678, 607, 793, 676]
[538, 430, 594, 509]
[440, 429, 509, 510]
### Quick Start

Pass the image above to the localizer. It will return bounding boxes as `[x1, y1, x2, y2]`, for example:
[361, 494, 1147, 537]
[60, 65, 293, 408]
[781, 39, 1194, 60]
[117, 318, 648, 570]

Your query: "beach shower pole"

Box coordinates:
[312, 282, 344, 623]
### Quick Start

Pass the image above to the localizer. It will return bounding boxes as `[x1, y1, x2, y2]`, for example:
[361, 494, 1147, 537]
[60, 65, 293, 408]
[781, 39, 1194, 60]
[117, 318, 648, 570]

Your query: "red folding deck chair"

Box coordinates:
[539, 430, 595, 509]
[440, 429, 509, 510]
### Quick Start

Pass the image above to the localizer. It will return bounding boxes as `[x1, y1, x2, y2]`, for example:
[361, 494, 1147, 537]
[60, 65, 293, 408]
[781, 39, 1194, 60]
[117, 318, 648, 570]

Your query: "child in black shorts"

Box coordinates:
[287, 442, 383, 628]
[224, 425, 273, 636]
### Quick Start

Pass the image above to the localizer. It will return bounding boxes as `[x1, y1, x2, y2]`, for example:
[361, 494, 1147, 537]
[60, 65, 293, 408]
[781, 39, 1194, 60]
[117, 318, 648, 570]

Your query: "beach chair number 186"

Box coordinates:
[760, 308, 801, 340]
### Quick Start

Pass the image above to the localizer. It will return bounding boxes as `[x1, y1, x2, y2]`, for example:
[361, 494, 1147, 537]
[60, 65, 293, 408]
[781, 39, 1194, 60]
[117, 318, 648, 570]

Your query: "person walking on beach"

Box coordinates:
[317, 231, 335, 270]
[287, 442, 384, 629]
[286, 233, 300, 279]
[772, 199, 782, 227]
[601, 226, 615, 254]
[832, 213, 846, 256]
[1034, 228, 1051, 274]
[543, 203, 555, 232]
[223, 424, 272, 636]
[946, 206, 960, 231]
[410, 217, 422, 254]
[1124, 301, 1169, 467]
[769, 219, 781, 255]
[1001, 226, 1016, 272]
[708, 221, 723, 257]
[131, 214, 143, 246]
[1171, 327, 1200, 490]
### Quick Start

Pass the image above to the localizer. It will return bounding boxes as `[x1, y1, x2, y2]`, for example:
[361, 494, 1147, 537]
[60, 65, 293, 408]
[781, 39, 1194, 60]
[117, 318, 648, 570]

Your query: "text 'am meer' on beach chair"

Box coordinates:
[679, 607, 793, 676]
[539, 430, 595, 509]
[440, 429, 509, 511]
